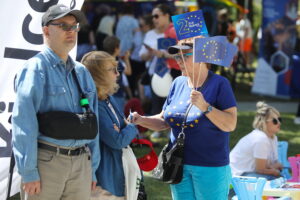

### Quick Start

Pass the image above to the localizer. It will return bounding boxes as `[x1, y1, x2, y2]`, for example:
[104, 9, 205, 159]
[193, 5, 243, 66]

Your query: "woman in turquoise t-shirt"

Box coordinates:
[131, 37, 237, 200]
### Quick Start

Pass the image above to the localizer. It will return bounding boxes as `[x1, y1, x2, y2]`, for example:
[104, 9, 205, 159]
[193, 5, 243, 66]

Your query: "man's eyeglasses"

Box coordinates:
[49, 23, 80, 32]
[174, 52, 193, 61]
[152, 14, 160, 19]
[107, 67, 118, 74]
[268, 117, 282, 125]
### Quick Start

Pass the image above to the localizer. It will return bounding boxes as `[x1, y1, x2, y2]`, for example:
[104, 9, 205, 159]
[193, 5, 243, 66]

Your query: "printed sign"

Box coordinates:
[172, 10, 209, 40]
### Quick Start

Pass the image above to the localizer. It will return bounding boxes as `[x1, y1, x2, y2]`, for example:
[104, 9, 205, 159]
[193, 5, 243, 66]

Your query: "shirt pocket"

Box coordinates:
[46, 85, 66, 96]
[83, 88, 96, 101]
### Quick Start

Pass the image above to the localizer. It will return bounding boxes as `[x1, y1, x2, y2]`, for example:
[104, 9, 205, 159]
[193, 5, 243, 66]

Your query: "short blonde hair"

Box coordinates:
[81, 51, 119, 100]
[252, 101, 280, 132]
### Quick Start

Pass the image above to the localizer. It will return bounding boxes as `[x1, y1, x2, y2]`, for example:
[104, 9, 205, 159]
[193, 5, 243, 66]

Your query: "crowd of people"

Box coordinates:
[10, 2, 298, 200]
[77, 2, 257, 136]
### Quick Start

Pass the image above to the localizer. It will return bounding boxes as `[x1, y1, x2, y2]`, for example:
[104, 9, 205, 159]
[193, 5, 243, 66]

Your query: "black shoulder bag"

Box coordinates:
[152, 73, 211, 184]
[37, 69, 98, 140]
[152, 104, 192, 184]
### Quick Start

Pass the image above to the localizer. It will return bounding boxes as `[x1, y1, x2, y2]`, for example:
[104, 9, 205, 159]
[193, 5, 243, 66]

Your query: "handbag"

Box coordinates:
[37, 69, 98, 140]
[152, 73, 211, 184]
[152, 104, 191, 184]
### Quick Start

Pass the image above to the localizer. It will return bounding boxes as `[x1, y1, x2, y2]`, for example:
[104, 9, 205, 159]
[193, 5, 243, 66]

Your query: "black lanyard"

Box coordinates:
[71, 69, 91, 110]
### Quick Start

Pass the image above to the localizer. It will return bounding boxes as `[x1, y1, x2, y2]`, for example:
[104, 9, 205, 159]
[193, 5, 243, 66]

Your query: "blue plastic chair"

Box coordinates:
[277, 141, 291, 179]
[231, 176, 267, 200]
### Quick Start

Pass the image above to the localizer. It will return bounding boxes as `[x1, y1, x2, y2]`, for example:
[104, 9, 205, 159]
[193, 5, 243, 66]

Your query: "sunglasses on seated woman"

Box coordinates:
[268, 117, 282, 125]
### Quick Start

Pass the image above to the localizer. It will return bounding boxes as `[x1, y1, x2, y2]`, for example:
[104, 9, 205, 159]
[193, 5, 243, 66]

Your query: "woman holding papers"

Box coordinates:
[82, 51, 139, 200]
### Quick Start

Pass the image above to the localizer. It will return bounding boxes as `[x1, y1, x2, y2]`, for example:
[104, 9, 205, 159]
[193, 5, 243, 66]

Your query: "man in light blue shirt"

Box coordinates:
[12, 4, 100, 200]
[115, 4, 139, 56]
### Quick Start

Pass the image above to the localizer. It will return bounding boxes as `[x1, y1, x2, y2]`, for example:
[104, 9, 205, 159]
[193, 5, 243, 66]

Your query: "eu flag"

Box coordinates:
[194, 36, 238, 67]
[158, 38, 176, 50]
[155, 58, 169, 78]
[172, 10, 209, 40]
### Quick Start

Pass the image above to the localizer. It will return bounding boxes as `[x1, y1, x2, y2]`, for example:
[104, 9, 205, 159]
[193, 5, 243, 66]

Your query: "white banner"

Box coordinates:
[0, 1, 83, 199]
[251, 58, 278, 96]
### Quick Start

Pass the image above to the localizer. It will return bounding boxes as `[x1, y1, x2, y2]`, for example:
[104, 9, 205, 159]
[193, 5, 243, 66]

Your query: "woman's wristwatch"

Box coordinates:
[203, 105, 213, 115]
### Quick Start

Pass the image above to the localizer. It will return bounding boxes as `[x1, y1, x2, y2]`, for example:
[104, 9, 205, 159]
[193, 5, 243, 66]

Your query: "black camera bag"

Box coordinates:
[37, 69, 97, 140]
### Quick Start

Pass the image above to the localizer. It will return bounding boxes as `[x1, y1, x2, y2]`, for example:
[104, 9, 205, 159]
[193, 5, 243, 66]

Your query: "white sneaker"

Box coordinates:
[151, 131, 162, 138]
[294, 117, 300, 125]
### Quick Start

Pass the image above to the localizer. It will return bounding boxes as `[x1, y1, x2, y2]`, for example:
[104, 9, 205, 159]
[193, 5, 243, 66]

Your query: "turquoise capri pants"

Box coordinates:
[170, 164, 231, 200]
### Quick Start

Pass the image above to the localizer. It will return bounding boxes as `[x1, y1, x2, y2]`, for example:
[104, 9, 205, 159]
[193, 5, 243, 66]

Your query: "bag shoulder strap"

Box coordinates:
[71, 69, 84, 96]
[71, 69, 91, 110]
[178, 72, 212, 139]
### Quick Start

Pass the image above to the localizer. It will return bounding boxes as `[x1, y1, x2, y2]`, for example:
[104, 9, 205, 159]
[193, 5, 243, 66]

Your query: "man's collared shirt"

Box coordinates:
[12, 47, 100, 183]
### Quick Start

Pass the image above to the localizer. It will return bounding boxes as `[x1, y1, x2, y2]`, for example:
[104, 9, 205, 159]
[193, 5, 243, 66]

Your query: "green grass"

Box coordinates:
[9, 112, 300, 200]
[9, 80, 300, 200]
[136, 111, 300, 200]
[144, 175, 172, 200]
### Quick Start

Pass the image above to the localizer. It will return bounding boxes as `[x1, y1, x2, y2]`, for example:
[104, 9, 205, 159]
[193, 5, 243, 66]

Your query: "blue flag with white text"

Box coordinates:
[172, 10, 209, 40]
[155, 58, 169, 78]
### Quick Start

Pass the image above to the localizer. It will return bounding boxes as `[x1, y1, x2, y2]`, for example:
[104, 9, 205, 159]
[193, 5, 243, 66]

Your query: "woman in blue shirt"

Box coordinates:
[131, 37, 237, 200]
[82, 51, 139, 199]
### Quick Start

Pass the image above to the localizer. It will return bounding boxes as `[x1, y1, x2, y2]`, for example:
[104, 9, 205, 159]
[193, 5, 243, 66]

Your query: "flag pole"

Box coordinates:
[6, 151, 15, 200]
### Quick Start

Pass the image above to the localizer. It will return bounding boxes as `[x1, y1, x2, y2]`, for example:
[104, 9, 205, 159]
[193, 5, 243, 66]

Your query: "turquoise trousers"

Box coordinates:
[170, 164, 231, 200]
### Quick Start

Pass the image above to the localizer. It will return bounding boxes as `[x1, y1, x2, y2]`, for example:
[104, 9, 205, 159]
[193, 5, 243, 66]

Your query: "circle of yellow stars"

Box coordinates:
[186, 15, 202, 33]
[202, 40, 227, 62]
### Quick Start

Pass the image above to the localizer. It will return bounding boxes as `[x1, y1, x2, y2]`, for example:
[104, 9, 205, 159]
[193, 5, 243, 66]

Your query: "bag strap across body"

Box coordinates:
[176, 72, 212, 142]
[71, 69, 91, 111]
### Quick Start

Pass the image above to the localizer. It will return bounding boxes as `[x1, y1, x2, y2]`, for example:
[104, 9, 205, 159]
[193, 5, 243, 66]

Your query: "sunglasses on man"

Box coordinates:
[49, 23, 80, 32]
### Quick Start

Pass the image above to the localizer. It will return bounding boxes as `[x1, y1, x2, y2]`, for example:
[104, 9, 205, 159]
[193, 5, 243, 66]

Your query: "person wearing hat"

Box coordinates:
[131, 36, 237, 199]
[12, 4, 99, 200]
[81, 51, 139, 200]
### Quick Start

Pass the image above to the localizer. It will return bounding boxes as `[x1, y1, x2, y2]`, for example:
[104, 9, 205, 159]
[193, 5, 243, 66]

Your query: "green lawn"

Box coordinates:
[137, 111, 300, 200]
[9, 83, 300, 200]
[9, 112, 300, 200]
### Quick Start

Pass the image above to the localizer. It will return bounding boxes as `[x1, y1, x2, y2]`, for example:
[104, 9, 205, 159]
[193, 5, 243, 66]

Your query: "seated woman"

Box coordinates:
[81, 51, 139, 200]
[230, 101, 283, 180]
